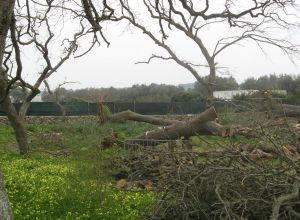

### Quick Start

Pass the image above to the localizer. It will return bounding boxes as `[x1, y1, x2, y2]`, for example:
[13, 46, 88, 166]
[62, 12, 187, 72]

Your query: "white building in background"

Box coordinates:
[213, 90, 287, 100]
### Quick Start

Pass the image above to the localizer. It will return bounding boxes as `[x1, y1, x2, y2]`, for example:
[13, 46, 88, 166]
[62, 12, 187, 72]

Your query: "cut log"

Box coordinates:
[124, 107, 222, 146]
[109, 110, 179, 126]
[109, 107, 255, 147]
[272, 104, 300, 117]
[109, 108, 228, 135]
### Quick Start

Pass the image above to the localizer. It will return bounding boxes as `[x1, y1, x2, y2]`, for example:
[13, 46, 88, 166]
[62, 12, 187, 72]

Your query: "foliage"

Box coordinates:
[194, 76, 239, 95]
[171, 91, 204, 102]
[70, 97, 88, 103]
[233, 90, 287, 100]
[240, 74, 300, 96]
[42, 83, 184, 103]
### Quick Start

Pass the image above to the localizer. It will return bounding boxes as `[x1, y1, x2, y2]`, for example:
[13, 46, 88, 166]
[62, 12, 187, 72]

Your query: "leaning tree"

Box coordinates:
[112, 0, 299, 104]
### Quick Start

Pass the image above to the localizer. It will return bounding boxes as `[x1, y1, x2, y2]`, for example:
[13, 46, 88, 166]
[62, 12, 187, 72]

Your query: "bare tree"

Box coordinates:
[0, 0, 114, 154]
[44, 80, 78, 116]
[113, 0, 299, 105]
[0, 0, 84, 153]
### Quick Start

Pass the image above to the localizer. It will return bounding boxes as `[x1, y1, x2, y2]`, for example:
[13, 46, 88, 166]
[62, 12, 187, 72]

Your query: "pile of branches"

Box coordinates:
[108, 103, 300, 219]
[116, 146, 300, 220]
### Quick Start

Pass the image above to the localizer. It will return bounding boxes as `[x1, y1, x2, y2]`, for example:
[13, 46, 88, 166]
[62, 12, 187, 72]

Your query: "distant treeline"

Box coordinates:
[10, 74, 300, 103]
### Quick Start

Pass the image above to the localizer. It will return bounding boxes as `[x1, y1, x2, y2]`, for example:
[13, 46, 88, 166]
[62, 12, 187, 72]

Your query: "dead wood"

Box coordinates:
[270, 180, 300, 220]
[109, 110, 179, 125]
[112, 145, 300, 219]
[272, 104, 300, 118]
[109, 107, 257, 147]
[127, 107, 220, 146]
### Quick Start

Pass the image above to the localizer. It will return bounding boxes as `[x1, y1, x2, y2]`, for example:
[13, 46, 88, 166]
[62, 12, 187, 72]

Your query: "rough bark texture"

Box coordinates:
[0, 0, 28, 154]
[0, 2, 16, 217]
[0, 171, 13, 220]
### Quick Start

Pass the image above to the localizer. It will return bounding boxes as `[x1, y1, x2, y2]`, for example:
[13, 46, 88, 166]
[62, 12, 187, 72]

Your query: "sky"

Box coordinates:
[21, 1, 300, 90]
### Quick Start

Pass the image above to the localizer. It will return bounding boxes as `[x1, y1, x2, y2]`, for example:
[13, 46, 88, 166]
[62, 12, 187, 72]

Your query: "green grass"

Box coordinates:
[0, 119, 262, 219]
[0, 121, 156, 220]
[0, 154, 155, 220]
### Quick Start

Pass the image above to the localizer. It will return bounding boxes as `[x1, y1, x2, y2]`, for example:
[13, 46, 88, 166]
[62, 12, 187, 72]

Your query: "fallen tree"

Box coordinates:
[108, 107, 248, 147]
[272, 104, 300, 118]
[106, 106, 300, 158]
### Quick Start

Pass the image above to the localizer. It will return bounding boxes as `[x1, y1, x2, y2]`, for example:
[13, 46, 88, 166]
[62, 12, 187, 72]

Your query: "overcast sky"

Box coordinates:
[22, 2, 300, 90]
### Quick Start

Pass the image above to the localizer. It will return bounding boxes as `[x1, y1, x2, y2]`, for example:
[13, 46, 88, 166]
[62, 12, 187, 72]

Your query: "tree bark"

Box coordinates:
[0, 171, 14, 220]
[18, 101, 30, 122]
[0, 1, 16, 218]
[119, 107, 232, 146]
[110, 108, 256, 147]
[0, 0, 28, 154]
[0, 86, 28, 154]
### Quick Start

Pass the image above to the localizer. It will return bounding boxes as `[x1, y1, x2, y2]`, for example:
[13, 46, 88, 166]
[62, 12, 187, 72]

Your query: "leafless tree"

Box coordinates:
[0, 0, 115, 217]
[0, 0, 114, 154]
[44, 80, 78, 116]
[112, 0, 300, 105]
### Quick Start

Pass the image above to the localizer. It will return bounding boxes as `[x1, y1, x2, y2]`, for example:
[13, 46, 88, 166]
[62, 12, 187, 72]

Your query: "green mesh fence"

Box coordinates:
[0, 101, 207, 116]
[1, 100, 298, 116]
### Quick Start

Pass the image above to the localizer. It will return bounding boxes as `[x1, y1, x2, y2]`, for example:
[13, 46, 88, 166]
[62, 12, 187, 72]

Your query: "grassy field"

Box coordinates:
[1, 113, 296, 219]
[0, 121, 156, 220]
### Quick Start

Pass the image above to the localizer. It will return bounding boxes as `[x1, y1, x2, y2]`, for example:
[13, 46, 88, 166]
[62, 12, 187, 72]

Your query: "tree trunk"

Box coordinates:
[206, 59, 216, 107]
[0, 1, 16, 218]
[0, 171, 13, 220]
[0, 0, 28, 154]
[272, 104, 300, 117]
[110, 108, 255, 147]
[57, 102, 66, 116]
[119, 107, 233, 146]
[18, 101, 30, 122]
[0, 90, 28, 154]
[110, 110, 179, 126]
